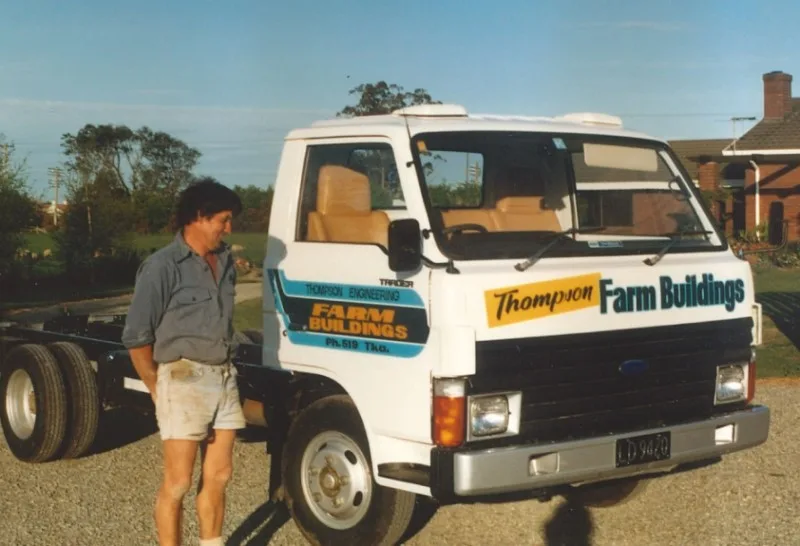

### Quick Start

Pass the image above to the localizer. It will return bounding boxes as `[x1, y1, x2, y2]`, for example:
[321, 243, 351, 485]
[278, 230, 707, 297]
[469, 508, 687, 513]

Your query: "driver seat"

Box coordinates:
[306, 165, 390, 247]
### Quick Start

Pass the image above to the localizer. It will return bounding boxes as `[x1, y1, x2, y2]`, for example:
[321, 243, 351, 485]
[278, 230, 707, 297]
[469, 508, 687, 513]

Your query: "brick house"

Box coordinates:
[672, 70, 800, 244]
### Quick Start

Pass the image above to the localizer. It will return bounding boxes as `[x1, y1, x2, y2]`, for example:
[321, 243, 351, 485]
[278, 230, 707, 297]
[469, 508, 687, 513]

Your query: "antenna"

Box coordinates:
[730, 116, 756, 151]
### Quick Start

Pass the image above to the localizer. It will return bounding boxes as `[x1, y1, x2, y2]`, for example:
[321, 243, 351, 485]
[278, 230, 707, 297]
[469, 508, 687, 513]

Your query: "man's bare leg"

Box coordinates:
[196, 429, 237, 541]
[156, 439, 199, 546]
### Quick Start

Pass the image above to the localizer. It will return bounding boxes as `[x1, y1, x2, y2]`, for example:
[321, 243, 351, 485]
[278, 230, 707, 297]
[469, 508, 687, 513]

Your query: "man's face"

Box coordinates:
[197, 210, 233, 249]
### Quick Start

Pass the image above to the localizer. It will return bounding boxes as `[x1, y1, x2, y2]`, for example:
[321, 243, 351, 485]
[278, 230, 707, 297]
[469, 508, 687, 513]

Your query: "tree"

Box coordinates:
[337, 81, 444, 207]
[232, 184, 274, 233]
[59, 124, 202, 235]
[337, 81, 441, 117]
[0, 137, 40, 281]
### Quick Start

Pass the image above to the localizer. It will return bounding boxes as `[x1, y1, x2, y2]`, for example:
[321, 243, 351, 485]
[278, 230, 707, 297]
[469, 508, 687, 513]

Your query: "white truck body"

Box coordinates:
[258, 104, 769, 505]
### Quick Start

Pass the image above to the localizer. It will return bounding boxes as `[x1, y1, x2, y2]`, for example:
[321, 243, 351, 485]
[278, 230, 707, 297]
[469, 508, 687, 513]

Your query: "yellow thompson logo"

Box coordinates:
[485, 273, 602, 328]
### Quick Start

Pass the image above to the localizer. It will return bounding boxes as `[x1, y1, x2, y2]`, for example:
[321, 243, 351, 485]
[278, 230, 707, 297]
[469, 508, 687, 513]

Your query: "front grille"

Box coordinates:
[469, 318, 753, 448]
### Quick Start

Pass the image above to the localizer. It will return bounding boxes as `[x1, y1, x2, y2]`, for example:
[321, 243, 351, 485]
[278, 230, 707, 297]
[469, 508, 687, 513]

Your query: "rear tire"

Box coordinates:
[282, 395, 415, 546]
[0, 344, 68, 463]
[47, 342, 100, 459]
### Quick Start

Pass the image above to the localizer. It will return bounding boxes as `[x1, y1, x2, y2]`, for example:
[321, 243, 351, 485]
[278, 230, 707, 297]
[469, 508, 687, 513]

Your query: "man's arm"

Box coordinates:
[121, 257, 170, 399]
[129, 345, 158, 400]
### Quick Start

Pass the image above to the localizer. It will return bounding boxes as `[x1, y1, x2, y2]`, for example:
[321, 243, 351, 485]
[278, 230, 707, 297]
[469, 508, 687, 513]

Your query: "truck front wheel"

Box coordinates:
[282, 395, 415, 546]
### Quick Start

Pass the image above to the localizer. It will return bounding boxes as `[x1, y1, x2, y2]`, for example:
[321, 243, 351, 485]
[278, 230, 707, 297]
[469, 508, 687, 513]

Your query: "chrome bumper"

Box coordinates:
[451, 405, 770, 496]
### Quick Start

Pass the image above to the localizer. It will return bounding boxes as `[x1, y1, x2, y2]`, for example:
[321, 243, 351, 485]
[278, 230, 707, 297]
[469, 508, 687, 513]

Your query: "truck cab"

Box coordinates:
[257, 104, 769, 544]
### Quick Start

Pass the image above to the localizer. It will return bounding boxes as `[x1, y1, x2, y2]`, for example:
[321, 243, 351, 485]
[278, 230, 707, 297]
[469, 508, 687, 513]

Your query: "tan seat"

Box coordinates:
[306, 165, 390, 247]
[440, 209, 498, 232]
[490, 196, 562, 232]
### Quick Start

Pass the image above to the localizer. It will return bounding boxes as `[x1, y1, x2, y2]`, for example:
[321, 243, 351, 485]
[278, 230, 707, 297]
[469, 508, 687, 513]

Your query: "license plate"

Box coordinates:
[615, 431, 671, 468]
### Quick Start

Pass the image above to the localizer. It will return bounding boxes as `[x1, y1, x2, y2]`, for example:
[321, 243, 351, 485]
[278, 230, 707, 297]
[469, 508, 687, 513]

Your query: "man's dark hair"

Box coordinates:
[175, 177, 242, 227]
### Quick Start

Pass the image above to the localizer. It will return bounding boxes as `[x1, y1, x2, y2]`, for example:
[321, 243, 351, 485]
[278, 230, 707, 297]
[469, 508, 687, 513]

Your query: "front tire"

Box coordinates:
[282, 395, 415, 546]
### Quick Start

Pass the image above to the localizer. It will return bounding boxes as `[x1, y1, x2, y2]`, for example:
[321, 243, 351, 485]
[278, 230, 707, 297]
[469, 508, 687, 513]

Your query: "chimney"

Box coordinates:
[763, 71, 792, 120]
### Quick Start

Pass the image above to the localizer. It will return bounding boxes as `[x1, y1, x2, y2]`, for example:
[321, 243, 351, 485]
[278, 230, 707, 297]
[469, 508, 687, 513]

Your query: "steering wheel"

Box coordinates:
[441, 223, 489, 236]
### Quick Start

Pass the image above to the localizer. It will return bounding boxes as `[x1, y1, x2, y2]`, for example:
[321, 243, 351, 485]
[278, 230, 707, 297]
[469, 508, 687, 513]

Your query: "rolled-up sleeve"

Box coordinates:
[122, 256, 171, 349]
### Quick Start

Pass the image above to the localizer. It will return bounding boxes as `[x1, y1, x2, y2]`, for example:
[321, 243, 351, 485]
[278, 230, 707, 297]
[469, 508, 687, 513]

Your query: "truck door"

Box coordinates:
[263, 137, 433, 441]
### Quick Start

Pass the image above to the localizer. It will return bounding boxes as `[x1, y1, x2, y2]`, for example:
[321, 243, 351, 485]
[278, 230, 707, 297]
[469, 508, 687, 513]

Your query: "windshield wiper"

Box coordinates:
[643, 228, 714, 266]
[514, 226, 606, 271]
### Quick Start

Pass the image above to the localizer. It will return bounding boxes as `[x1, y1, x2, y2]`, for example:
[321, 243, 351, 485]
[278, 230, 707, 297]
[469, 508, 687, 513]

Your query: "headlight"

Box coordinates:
[470, 395, 509, 437]
[714, 363, 750, 405]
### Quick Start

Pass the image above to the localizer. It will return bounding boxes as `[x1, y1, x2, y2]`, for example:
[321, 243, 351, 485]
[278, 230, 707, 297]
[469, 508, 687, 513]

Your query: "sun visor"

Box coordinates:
[583, 143, 658, 172]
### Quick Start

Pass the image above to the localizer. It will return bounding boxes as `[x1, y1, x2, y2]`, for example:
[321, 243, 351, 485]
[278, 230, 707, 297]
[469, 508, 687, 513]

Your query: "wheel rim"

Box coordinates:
[300, 430, 373, 530]
[5, 369, 36, 440]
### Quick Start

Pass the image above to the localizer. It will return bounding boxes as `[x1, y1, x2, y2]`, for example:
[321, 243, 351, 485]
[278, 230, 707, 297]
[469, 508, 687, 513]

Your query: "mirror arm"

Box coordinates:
[421, 255, 459, 274]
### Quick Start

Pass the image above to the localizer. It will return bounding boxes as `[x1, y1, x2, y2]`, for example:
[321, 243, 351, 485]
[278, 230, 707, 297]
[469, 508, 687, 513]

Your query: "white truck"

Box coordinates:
[1, 104, 770, 545]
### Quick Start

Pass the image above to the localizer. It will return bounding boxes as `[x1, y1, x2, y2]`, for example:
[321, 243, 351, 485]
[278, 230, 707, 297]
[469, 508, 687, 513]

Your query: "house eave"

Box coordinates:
[722, 148, 800, 157]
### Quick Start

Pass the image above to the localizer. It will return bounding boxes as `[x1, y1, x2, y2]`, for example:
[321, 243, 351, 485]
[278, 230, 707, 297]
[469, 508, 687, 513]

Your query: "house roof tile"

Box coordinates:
[732, 108, 800, 151]
[667, 138, 732, 179]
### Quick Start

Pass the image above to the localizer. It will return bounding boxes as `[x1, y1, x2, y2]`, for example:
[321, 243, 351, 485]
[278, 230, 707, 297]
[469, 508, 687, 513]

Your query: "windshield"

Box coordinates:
[411, 131, 724, 261]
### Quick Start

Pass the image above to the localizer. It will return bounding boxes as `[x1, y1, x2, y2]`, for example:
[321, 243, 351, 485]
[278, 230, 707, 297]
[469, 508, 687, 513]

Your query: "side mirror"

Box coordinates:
[387, 218, 422, 272]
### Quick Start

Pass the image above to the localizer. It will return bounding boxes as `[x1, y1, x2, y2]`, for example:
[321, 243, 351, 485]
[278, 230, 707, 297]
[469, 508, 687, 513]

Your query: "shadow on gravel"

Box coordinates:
[543, 498, 594, 546]
[224, 495, 439, 545]
[399, 496, 440, 543]
[758, 292, 800, 349]
[226, 500, 291, 546]
[87, 407, 158, 456]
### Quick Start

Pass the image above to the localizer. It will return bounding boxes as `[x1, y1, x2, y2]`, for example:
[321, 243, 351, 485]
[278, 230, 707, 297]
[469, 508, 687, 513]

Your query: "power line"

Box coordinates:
[616, 113, 760, 118]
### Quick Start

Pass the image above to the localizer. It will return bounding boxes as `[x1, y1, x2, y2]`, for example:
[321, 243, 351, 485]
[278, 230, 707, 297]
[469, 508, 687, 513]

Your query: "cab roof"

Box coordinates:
[286, 103, 662, 143]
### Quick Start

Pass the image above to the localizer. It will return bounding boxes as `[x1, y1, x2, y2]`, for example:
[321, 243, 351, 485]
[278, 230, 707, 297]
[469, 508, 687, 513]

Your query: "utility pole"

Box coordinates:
[48, 167, 62, 227]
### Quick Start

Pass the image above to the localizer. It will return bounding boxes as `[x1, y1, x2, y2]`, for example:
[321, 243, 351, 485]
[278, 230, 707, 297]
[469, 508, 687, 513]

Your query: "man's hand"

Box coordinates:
[128, 345, 158, 404]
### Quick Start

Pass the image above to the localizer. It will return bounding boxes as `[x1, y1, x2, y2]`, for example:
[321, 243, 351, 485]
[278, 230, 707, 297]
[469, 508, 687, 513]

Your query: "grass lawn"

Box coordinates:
[232, 266, 800, 378]
[750, 267, 800, 378]
[233, 297, 264, 333]
[4, 232, 269, 308]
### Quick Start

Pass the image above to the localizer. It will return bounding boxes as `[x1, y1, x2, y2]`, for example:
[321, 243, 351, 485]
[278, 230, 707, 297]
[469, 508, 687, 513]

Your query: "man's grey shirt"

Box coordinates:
[121, 232, 237, 365]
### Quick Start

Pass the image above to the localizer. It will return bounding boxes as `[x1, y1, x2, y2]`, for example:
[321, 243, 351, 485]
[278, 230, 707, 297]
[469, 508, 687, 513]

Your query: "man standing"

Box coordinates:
[122, 178, 245, 546]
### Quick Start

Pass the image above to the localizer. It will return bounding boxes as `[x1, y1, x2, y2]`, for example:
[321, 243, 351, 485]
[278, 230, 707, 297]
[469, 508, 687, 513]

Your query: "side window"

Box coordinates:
[421, 150, 484, 208]
[297, 142, 405, 245]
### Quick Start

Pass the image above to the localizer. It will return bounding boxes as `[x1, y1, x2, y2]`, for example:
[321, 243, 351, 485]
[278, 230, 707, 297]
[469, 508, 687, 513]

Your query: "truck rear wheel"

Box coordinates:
[47, 342, 100, 459]
[282, 395, 415, 546]
[0, 344, 68, 463]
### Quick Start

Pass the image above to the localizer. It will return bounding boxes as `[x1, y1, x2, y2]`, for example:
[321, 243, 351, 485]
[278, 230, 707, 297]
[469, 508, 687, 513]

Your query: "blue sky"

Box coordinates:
[1, 0, 798, 200]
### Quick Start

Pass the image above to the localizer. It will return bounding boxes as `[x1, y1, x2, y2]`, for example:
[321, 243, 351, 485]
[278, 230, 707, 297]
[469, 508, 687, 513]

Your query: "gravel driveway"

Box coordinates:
[0, 382, 796, 546]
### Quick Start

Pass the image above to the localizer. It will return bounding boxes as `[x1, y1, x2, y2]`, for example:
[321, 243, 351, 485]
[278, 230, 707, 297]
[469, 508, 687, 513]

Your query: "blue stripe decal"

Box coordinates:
[277, 269, 425, 307]
[286, 331, 425, 357]
[266, 268, 428, 359]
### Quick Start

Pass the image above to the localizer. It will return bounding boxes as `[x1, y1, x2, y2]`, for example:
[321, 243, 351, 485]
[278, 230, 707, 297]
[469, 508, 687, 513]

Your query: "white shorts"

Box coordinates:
[155, 359, 246, 441]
